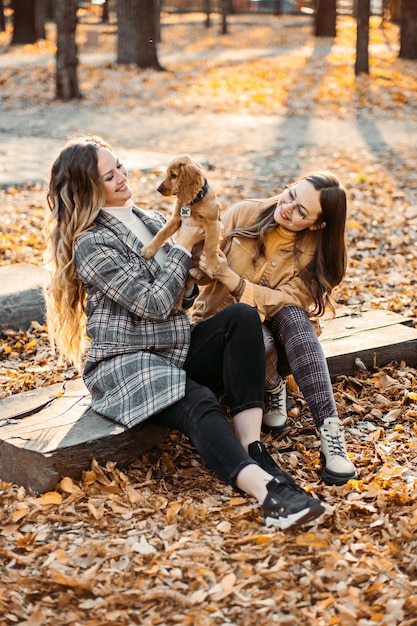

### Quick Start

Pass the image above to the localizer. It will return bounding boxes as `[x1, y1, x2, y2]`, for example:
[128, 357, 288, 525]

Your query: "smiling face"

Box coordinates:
[273, 179, 324, 232]
[97, 147, 132, 207]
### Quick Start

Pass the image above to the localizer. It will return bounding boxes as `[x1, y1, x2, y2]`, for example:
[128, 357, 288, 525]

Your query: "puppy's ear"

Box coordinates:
[168, 165, 180, 182]
[179, 161, 205, 201]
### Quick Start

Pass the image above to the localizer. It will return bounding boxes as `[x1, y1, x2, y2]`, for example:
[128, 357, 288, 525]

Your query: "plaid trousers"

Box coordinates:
[265, 306, 338, 429]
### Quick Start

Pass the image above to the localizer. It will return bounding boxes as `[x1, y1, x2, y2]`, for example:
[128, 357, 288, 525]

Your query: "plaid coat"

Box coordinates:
[74, 207, 196, 428]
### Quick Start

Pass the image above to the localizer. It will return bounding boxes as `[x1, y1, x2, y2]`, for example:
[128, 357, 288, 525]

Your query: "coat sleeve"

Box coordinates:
[239, 277, 315, 323]
[75, 229, 193, 322]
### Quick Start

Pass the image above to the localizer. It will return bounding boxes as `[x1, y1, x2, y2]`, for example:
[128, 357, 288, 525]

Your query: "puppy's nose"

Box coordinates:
[157, 184, 164, 194]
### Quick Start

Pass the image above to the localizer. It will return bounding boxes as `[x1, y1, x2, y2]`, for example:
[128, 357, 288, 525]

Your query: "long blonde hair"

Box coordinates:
[44, 135, 110, 365]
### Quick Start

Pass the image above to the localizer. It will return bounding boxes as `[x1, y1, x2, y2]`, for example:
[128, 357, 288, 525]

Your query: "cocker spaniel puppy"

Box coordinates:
[141, 154, 222, 279]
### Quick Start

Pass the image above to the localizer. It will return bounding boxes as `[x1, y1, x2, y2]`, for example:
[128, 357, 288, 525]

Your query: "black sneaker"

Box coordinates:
[262, 478, 325, 530]
[248, 440, 298, 488]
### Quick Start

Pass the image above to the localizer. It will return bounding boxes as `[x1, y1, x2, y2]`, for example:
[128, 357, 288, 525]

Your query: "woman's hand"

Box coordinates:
[199, 250, 242, 293]
[199, 250, 228, 280]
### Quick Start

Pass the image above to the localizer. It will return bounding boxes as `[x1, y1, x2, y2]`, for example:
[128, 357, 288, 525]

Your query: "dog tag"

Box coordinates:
[180, 205, 192, 217]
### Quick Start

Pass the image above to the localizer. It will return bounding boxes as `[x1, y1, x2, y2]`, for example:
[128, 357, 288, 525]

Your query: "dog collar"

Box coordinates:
[180, 179, 209, 216]
[190, 179, 209, 206]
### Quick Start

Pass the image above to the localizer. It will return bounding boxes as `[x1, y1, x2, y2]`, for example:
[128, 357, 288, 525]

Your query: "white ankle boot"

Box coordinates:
[262, 379, 288, 435]
[319, 418, 357, 485]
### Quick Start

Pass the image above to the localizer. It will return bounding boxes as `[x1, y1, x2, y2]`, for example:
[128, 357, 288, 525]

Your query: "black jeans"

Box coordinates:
[269, 305, 338, 429]
[150, 303, 265, 487]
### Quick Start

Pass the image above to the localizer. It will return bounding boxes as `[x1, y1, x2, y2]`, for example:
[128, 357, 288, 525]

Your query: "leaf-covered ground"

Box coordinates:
[0, 10, 417, 626]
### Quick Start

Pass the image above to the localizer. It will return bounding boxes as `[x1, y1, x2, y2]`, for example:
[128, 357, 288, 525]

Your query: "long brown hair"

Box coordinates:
[44, 135, 110, 365]
[227, 171, 347, 315]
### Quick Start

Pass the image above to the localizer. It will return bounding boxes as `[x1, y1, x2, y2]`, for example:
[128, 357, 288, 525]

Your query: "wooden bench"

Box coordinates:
[0, 377, 170, 493]
[1, 308, 416, 493]
[319, 307, 417, 377]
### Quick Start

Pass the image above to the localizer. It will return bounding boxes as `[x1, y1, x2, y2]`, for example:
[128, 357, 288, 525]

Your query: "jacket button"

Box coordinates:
[271, 261, 277, 267]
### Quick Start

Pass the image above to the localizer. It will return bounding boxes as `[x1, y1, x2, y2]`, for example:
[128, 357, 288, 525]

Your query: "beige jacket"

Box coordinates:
[190, 198, 320, 326]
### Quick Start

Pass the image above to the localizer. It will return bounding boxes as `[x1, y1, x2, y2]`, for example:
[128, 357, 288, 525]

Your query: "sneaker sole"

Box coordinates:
[321, 469, 358, 486]
[321, 460, 358, 486]
[261, 421, 289, 435]
[320, 454, 358, 487]
[264, 501, 325, 531]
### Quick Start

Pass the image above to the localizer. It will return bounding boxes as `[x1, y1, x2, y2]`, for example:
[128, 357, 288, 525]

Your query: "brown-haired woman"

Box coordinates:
[191, 172, 357, 486]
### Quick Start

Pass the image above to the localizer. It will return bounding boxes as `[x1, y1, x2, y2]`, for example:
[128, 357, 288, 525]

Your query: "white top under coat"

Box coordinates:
[102, 202, 168, 265]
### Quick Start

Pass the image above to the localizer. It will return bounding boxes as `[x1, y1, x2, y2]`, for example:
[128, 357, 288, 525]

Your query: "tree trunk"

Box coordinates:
[117, 0, 136, 64]
[205, 0, 211, 29]
[273, 0, 282, 16]
[155, 0, 161, 44]
[11, 0, 37, 44]
[314, 0, 337, 37]
[55, 0, 81, 101]
[101, 0, 109, 23]
[355, 0, 370, 75]
[137, 0, 163, 69]
[220, 0, 232, 35]
[117, 0, 163, 70]
[0, 0, 5, 33]
[399, 0, 417, 59]
[389, 0, 401, 23]
[45, 0, 56, 20]
[35, 0, 46, 40]
[221, 0, 228, 35]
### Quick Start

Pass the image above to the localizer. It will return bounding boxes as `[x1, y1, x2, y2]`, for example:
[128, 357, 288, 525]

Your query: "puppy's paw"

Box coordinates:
[189, 267, 213, 285]
[141, 244, 156, 259]
[202, 261, 221, 279]
[189, 267, 205, 281]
